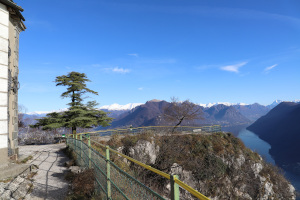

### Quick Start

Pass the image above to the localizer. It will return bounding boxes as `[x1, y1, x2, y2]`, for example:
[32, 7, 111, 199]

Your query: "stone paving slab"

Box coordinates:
[19, 143, 70, 200]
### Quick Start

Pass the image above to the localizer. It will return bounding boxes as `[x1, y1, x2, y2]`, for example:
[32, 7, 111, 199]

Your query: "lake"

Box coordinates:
[238, 129, 300, 199]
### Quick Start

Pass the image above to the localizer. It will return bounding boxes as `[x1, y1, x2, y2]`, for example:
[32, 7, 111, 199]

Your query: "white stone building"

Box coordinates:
[0, 0, 25, 164]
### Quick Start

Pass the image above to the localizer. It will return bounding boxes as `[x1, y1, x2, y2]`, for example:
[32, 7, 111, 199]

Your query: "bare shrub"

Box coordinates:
[19, 129, 61, 145]
[72, 169, 95, 197]
[163, 97, 203, 133]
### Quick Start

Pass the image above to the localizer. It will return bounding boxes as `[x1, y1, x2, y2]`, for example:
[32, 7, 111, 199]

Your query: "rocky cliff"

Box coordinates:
[107, 131, 295, 200]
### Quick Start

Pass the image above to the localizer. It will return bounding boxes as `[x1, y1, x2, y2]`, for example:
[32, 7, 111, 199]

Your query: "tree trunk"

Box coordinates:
[72, 127, 76, 136]
[172, 117, 184, 133]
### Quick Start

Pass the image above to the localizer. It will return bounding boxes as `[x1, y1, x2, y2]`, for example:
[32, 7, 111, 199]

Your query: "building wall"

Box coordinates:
[0, 3, 9, 165]
[8, 13, 22, 158]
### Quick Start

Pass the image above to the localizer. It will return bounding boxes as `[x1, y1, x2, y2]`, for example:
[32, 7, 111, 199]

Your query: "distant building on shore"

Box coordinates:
[0, 0, 25, 164]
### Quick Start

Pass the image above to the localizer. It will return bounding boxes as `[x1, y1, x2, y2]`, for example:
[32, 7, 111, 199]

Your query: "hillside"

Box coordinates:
[247, 102, 300, 174]
[107, 131, 296, 199]
[203, 104, 251, 124]
[108, 100, 170, 128]
[233, 103, 270, 121]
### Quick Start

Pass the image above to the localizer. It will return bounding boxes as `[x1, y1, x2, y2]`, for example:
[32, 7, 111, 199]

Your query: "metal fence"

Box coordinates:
[68, 136, 165, 200]
[67, 126, 219, 200]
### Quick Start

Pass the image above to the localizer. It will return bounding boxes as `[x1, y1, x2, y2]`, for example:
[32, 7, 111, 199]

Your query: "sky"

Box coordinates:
[16, 0, 300, 112]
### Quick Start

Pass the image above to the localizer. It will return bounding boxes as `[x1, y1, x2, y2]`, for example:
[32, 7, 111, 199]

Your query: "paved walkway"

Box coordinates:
[19, 143, 70, 200]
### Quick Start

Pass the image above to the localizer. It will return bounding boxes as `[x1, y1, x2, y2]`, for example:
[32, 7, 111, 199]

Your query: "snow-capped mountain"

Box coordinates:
[198, 102, 248, 108]
[26, 100, 300, 116]
[99, 103, 143, 111]
[27, 108, 68, 115]
[267, 100, 300, 109]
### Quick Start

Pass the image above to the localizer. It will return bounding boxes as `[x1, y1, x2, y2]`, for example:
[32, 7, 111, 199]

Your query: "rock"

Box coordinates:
[262, 182, 274, 199]
[251, 163, 263, 177]
[65, 161, 73, 167]
[0, 190, 12, 200]
[0, 182, 8, 194]
[12, 181, 31, 199]
[69, 166, 85, 174]
[193, 129, 202, 133]
[235, 154, 245, 168]
[129, 140, 159, 164]
[287, 184, 296, 200]
[6, 182, 19, 192]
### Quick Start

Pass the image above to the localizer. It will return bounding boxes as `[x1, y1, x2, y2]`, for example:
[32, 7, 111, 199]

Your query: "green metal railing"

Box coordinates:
[67, 126, 219, 200]
[78, 125, 222, 137]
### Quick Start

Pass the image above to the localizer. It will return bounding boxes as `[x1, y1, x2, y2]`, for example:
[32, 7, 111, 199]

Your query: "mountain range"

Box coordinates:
[24, 99, 300, 135]
[27, 99, 299, 116]
[99, 99, 300, 111]
[95, 100, 275, 134]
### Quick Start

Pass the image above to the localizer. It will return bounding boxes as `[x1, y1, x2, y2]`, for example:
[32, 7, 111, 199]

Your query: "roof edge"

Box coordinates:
[0, 0, 24, 12]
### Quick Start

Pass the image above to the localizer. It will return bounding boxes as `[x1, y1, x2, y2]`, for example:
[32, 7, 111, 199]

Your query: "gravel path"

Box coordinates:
[19, 143, 70, 200]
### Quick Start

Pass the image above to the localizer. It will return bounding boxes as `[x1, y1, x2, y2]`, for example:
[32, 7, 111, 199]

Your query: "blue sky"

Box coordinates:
[17, 0, 300, 112]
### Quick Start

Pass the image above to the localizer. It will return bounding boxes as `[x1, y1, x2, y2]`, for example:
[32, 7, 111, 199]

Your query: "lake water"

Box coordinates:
[238, 129, 300, 198]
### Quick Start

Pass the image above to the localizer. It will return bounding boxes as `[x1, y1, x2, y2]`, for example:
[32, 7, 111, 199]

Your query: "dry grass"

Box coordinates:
[73, 169, 95, 197]
[19, 155, 33, 164]
[27, 171, 37, 180]
[0, 178, 13, 183]
[65, 169, 100, 200]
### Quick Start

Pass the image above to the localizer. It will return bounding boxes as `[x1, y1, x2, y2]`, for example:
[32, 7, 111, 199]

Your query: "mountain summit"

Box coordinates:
[99, 103, 143, 111]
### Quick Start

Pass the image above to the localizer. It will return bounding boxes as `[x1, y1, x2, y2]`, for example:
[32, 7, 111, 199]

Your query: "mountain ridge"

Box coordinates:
[97, 101, 253, 132]
[27, 99, 299, 114]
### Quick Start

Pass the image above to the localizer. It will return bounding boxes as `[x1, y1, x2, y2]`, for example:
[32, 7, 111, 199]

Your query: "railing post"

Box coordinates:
[171, 175, 180, 200]
[106, 146, 111, 199]
[88, 134, 91, 168]
[75, 134, 77, 153]
[80, 134, 82, 166]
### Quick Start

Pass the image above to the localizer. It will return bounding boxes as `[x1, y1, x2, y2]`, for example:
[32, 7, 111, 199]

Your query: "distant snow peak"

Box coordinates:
[268, 99, 300, 108]
[198, 102, 248, 108]
[100, 103, 143, 111]
[27, 108, 68, 115]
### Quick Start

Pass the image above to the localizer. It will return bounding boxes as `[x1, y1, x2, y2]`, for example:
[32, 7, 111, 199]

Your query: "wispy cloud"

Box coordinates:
[138, 58, 177, 64]
[220, 62, 247, 73]
[128, 53, 139, 57]
[138, 87, 143, 91]
[264, 64, 278, 73]
[106, 67, 131, 74]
